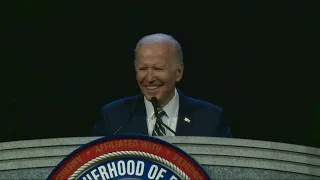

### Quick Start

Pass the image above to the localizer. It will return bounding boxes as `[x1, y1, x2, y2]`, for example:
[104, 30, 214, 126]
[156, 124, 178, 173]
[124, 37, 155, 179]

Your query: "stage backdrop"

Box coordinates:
[1, 1, 319, 148]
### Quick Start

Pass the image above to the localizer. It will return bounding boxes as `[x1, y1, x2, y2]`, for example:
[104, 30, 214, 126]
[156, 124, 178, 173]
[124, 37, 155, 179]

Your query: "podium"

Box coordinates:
[1, 136, 319, 179]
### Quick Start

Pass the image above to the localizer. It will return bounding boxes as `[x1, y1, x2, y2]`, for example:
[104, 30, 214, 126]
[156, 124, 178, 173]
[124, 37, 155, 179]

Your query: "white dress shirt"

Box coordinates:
[144, 88, 179, 136]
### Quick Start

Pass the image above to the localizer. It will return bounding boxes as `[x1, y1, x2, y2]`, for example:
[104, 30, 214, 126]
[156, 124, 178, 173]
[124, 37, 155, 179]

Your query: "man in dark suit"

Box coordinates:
[92, 33, 232, 137]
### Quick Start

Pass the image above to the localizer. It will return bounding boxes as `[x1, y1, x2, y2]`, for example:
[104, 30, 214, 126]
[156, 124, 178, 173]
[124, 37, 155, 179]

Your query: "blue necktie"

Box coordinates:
[152, 108, 167, 136]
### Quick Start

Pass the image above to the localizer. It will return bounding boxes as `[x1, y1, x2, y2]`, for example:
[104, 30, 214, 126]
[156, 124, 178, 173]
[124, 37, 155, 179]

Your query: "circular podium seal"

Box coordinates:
[47, 134, 210, 180]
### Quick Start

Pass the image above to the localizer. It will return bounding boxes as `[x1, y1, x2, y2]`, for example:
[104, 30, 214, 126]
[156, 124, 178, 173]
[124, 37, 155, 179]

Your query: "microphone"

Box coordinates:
[151, 97, 176, 135]
[113, 97, 139, 135]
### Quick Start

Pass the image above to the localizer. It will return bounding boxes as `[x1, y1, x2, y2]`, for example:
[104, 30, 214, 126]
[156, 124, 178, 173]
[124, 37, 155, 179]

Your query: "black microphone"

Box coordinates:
[151, 97, 176, 135]
[113, 97, 139, 135]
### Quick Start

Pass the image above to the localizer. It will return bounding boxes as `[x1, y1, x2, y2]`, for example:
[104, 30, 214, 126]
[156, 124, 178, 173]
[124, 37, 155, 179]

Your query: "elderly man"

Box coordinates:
[92, 33, 232, 137]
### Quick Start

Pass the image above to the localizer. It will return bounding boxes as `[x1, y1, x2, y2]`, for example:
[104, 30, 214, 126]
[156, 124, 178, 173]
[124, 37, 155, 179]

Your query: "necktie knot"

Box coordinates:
[157, 108, 166, 117]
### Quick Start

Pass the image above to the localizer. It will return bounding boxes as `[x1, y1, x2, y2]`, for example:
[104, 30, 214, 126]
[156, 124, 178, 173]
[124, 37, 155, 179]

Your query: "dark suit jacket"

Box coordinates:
[92, 90, 232, 137]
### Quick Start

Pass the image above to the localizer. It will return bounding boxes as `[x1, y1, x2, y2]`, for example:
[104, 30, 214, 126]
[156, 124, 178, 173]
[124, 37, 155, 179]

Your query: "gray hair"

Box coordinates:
[134, 33, 184, 65]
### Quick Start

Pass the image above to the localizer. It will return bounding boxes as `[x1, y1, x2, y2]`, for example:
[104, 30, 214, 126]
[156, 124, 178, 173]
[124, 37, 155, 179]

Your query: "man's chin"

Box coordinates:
[145, 94, 159, 101]
[143, 93, 161, 102]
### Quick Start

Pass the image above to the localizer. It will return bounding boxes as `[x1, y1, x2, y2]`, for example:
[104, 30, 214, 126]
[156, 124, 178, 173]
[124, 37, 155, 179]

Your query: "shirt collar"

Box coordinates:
[144, 88, 179, 121]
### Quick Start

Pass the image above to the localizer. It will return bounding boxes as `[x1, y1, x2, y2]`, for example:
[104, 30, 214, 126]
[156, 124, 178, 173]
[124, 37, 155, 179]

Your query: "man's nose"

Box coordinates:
[147, 70, 155, 82]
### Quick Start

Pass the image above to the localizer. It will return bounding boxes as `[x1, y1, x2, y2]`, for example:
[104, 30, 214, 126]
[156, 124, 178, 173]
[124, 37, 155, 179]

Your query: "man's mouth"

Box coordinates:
[145, 85, 162, 90]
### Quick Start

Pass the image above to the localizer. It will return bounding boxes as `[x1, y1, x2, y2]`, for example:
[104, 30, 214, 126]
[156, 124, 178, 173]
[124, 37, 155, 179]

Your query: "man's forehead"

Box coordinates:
[137, 42, 175, 57]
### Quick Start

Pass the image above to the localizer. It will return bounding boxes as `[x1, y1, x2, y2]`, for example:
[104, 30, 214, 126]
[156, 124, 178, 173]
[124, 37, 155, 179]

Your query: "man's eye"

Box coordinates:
[139, 68, 147, 71]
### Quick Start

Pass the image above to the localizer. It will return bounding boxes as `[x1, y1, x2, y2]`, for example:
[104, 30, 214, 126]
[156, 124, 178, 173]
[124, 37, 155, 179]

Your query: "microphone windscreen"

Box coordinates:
[151, 97, 157, 107]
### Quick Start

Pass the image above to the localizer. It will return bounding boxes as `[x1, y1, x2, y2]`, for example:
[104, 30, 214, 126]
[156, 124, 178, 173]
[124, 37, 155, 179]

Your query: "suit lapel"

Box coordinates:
[175, 90, 194, 136]
[128, 95, 149, 135]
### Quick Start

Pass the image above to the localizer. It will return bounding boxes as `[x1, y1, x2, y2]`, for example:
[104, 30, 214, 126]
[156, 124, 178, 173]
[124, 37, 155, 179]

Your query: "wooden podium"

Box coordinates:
[0, 136, 319, 179]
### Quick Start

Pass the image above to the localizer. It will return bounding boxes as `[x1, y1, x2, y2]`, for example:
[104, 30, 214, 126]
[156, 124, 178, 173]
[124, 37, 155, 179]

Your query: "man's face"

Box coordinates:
[135, 43, 183, 107]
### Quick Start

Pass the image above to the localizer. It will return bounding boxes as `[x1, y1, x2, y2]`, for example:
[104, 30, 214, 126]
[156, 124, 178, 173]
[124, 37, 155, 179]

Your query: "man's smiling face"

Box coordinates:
[135, 42, 183, 107]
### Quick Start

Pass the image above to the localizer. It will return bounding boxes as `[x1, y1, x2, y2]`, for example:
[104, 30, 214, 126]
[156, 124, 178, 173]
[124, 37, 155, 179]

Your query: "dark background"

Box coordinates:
[1, 1, 319, 147]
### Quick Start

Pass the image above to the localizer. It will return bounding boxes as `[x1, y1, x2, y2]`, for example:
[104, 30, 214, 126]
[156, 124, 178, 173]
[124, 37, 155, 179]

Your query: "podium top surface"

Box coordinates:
[1, 136, 319, 155]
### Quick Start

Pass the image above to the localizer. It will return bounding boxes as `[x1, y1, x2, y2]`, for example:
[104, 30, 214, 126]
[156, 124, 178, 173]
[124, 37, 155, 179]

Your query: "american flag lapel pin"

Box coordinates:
[184, 117, 191, 123]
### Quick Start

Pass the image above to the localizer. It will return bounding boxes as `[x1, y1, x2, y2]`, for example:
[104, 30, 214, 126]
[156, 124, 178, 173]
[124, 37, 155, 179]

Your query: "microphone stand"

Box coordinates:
[113, 97, 139, 135]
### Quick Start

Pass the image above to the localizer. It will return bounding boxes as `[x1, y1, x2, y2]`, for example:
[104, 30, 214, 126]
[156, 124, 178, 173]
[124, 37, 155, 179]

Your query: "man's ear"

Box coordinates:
[176, 63, 184, 82]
